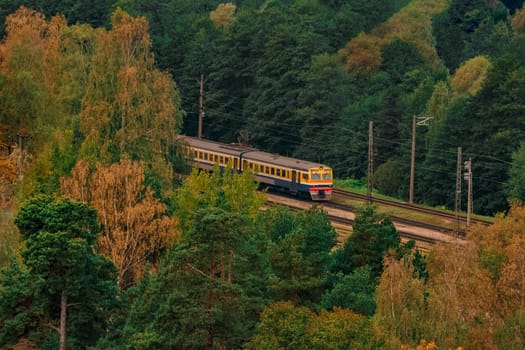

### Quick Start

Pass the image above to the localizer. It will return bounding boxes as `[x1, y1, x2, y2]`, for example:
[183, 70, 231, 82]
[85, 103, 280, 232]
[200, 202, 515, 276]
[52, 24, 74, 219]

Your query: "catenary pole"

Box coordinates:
[198, 74, 204, 139]
[455, 147, 462, 233]
[409, 115, 416, 204]
[367, 121, 373, 204]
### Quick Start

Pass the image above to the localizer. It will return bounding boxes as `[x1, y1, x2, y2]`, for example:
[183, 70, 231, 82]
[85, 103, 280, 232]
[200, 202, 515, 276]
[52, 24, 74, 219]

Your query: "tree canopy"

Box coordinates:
[1, 195, 118, 349]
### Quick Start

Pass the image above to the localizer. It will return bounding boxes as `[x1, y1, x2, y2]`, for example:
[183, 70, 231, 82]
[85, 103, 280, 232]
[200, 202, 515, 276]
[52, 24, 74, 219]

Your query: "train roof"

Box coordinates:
[177, 135, 250, 157]
[242, 150, 329, 171]
[177, 135, 331, 172]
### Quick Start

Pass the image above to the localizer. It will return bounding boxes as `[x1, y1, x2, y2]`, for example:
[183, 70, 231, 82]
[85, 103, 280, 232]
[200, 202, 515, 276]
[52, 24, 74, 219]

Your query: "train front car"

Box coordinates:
[305, 165, 333, 201]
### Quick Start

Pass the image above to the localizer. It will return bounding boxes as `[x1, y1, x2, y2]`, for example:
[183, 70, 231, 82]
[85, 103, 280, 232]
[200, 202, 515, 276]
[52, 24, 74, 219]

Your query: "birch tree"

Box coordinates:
[61, 159, 179, 288]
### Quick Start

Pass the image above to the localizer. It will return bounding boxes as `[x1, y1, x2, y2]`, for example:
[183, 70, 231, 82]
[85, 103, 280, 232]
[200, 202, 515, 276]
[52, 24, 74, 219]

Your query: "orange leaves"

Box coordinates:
[377, 203, 525, 348]
[79, 8, 182, 165]
[450, 56, 492, 97]
[61, 160, 179, 288]
[400, 339, 439, 350]
[1, 7, 66, 88]
[511, 3, 525, 35]
[339, 33, 382, 76]
[111, 8, 151, 66]
[210, 3, 237, 29]
[376, 255, 427, 345]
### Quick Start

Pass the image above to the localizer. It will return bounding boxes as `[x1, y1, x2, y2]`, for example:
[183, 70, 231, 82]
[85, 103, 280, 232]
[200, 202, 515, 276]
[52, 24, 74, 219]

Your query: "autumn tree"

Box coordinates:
[61, 159, 178, 288]
[0, 195, 118, 350]
[450, 56, 492, 98]
[0, 7, 65, 154]
[374, 203, 525, 348]
[425, 241, 499, 349]
[210, 3, 236, 29]
[468, 202, 525, 347]
[339, 32, 382, 76]
[375, 254, 428, 348]
[79, 8, 184, 188]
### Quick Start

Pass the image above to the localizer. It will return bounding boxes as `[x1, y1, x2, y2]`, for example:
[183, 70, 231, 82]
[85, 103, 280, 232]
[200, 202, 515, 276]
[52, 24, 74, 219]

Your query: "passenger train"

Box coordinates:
[177, 135, 333, 201]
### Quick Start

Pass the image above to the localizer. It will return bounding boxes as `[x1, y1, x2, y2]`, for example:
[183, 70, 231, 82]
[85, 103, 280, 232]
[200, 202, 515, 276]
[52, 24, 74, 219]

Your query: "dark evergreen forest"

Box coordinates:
[1, 1, 525, 349]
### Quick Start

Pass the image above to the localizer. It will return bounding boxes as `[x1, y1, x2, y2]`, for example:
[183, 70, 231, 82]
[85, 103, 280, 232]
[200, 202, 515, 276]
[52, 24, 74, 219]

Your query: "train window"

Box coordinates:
[198, 151, 203, 159]
[220, 156, 224, 163]
[323, 173, 332, 180]
[276, 169, 280, 177]
[302, 173, 308, 180]
[265, 166, 269, 174]
[271, 168, 275, 175]
[204, 153, 208, 161]
[214, 154, 218, 162]
[311, 172, 321, 180]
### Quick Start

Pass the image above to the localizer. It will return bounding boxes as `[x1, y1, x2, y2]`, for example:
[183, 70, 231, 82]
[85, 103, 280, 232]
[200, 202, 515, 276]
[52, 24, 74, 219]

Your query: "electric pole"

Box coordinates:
[367, 120, 374, 204]
[409, 115, 416, 204]
[464, 157, 472, 227]
[409, 115, 432, 204]
[455, 147, 462, 233]
[198, 74, 204, 139]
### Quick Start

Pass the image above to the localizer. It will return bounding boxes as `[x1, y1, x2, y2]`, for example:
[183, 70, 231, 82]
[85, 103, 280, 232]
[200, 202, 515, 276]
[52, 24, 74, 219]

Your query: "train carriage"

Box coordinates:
[177, 135, 333, 201]
[240, 149, 332, 200]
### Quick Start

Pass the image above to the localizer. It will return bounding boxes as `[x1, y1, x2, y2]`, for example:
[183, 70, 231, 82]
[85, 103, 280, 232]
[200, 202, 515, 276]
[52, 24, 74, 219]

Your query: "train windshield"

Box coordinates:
[310, 168, 332, 181]
[322, 172, 332, 180]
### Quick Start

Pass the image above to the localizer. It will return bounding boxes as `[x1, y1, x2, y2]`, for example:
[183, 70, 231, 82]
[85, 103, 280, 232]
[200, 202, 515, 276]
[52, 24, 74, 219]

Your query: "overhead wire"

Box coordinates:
[177, 85, 515, 194]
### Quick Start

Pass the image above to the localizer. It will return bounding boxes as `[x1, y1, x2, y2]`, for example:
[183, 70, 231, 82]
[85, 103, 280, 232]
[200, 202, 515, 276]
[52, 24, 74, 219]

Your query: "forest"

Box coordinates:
[0, 0, 525, 349]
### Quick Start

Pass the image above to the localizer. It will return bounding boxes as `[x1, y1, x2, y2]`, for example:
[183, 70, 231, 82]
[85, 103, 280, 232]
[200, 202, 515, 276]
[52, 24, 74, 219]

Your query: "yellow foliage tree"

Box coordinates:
[0, 7, 68, 152]
[450, 56, 492, 98]
[210, 3, 236, 29]
[61, 159, 179, 288]
[425, 241, 499, 349]
[511, 3, 525, 35]
[469, 203, 525, 320]
[375, 254, 427, 348]
[79, 8, 183, 189]
[339, 33, 382, 76]
[0, 7, 64, 90]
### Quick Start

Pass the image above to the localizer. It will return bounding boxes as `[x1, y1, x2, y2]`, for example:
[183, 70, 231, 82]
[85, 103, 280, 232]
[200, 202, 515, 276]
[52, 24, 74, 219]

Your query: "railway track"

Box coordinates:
[331, 189, 492, 232]
[327, 213, 437, 246]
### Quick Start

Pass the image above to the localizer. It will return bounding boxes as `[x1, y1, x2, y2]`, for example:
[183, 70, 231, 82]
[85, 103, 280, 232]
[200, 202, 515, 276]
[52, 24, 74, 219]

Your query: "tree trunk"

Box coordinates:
[59, 290, 67, 350]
